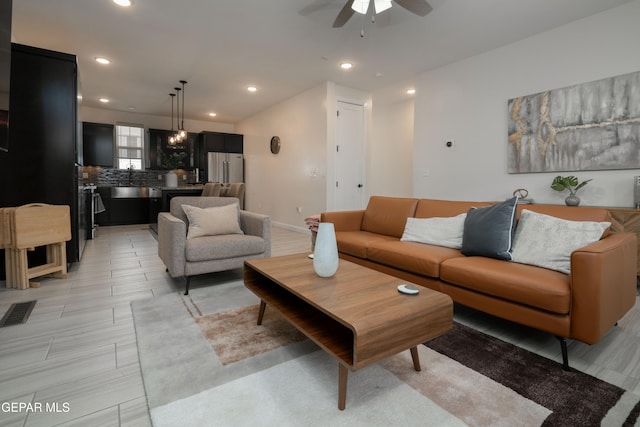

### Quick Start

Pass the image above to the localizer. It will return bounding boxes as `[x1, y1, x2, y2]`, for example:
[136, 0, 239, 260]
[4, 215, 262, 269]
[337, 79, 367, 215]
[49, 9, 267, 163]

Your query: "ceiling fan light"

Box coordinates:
[374, 0, 392, 13]
[351, 0, 370, 15]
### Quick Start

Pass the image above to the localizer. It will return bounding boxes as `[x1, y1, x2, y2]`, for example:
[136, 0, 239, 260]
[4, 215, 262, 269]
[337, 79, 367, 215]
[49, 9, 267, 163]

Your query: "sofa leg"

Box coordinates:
[555, 336, 570, 371]
[184, 277, 191, 296]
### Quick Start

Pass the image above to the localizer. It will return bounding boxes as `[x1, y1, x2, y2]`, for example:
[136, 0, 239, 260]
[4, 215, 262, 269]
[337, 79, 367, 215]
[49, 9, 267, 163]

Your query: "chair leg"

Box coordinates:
[184, 276, 191, 295]
[555, 336, 570, 371]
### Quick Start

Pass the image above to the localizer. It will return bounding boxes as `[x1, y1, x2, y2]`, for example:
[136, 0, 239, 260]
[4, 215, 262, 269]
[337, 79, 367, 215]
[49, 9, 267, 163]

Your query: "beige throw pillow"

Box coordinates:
[182, 203, 243, 239]
[401, 213, 467, 249]
[511, 209, 610, 274]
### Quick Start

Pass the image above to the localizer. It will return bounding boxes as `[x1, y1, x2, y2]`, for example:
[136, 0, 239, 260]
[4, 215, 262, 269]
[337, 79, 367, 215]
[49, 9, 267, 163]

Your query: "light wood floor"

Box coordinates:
[0, 224, 639, 426]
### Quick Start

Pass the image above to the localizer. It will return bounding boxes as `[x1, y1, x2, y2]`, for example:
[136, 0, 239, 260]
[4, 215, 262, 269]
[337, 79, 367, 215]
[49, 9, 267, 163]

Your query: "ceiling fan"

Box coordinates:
[332, 0, 432, 28]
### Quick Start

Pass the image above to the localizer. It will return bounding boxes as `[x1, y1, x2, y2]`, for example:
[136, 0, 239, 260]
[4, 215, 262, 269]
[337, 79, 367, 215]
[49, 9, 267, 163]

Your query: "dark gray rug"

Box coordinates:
[425, 323, 640, 426]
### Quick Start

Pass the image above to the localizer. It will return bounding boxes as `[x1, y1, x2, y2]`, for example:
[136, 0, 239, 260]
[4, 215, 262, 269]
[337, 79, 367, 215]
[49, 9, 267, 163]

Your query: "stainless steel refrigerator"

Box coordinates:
[207, 152, 244, 183]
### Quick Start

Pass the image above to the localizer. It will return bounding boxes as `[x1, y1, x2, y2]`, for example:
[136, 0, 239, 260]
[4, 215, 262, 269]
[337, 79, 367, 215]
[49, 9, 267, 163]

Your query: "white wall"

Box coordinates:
[237, 83, 329, 231]
[370, 98, 414, 198]
[413, 0, 640, 207]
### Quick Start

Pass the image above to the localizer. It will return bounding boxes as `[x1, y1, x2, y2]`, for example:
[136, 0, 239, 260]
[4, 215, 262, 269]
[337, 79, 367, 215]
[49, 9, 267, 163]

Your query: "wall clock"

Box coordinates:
[270, 136, 281, 154]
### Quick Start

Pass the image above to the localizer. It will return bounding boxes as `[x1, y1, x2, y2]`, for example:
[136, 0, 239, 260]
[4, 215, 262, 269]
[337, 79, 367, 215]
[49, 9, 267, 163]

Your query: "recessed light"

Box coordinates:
[98, 98, 109, 103]
[406, 89, 416, 95]
[113, 0, 133, 7]
[208, 112, 217, 117]
[247, 86, 257, 92]
[95, 57, 110, 65]
[340, 62, 353, 70]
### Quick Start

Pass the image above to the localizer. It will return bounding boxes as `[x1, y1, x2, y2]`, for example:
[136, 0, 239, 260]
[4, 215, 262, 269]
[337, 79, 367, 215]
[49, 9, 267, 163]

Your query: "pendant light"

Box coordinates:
[174, 86, 182, 142]
[168, 93, 176, 145]
[178, 80, 187, 140]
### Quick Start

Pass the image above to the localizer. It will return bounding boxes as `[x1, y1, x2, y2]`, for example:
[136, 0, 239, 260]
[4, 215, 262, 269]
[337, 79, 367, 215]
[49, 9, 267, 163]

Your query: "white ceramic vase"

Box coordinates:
[313, 222, 339, 277]
[165, 170, 178, 187]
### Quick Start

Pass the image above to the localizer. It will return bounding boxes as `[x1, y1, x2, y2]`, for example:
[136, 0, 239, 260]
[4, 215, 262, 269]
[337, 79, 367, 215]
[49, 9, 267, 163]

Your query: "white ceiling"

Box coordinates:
[10, 0, 632, 124]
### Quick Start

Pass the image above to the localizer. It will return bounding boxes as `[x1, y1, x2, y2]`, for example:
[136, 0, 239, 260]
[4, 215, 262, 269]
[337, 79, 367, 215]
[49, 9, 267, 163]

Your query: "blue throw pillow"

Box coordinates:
[461, 197, 518, 260]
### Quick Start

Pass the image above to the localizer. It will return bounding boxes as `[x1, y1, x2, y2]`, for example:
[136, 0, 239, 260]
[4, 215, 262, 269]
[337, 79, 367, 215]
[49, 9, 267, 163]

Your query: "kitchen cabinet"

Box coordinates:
[196, 131, 243, 181]
[0, 43, 81, 267]
[199, 131, 243, 153]
[95, 187, 153, 226]
[148, 128, 196, 170]
[148, 195, 162, 231]
[83, 122, 114, 167]
[110, 198, 149, 225]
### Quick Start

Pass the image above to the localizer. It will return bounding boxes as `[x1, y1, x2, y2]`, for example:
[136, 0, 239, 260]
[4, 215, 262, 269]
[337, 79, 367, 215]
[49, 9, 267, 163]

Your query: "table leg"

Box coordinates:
[257, 301, 266, 325]
[338, 364, 348, 410]
[410, 346, 421, 371]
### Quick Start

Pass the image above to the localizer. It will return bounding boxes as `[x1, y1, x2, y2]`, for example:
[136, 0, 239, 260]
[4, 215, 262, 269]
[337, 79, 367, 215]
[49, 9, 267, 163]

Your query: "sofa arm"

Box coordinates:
[570, 232, 637, 344]
[158, 212, 187, 277]
[321, 210, 364, 232]
[240, 210, 272, 257]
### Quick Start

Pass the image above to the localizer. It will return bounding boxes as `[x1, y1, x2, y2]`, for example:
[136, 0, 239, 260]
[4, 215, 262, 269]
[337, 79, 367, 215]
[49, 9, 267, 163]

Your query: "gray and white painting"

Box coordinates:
[508, 70, 640, 173]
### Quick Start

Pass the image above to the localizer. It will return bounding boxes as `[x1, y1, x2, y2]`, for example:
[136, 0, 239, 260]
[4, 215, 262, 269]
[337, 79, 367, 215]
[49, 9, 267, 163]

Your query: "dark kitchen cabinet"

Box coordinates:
[95, 187, 152, 226]
[148, 128, 196, 170]
[110, 198, 149, 225]
[196, 132, 243, 181]
[0, 44, 81, 266]
[83, 122, 114, 167]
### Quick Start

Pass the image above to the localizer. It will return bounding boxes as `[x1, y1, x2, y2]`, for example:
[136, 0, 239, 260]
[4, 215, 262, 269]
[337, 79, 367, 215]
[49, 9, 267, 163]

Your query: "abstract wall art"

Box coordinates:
[508, 70, 640, 173]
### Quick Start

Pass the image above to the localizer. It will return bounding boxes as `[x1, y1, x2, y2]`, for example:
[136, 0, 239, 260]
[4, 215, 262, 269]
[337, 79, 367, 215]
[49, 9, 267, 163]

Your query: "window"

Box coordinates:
[116, 124, 144, 169]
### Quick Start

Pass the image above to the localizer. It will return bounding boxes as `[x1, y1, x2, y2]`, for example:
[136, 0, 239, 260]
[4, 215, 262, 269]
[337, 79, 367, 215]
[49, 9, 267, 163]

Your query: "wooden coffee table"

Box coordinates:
[244, 253, 453, 410]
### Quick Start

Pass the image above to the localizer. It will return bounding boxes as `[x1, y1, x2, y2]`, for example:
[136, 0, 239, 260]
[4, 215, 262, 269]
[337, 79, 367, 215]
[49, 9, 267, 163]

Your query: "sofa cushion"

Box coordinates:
[400, 213, 467, 249]
[361, 196, 418, 238]
[368, 240, 465, 278]
[185, 235, 265, 262]
[461, 197, 518, 260]
[182, 203, 243, 239]
[440, 256, 571, 314]
[511, 209, 611, 274]
[335, 231, 397, 259]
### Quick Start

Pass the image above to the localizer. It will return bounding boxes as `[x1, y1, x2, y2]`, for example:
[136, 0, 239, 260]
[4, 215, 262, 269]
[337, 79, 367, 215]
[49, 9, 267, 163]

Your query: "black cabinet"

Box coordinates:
[148, 128, 196, 170]
[95, 187, 152, 226]
[83, 122, 114, 167]
[196, 131, 243, 181]
[0, 43, 80, 264]
[148, 196, 162, 232]
[110, 198, 149, 225]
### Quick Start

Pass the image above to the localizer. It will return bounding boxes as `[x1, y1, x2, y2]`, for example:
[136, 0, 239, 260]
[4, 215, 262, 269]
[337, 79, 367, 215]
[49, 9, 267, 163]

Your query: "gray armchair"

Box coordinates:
[158, 196, 271, 294]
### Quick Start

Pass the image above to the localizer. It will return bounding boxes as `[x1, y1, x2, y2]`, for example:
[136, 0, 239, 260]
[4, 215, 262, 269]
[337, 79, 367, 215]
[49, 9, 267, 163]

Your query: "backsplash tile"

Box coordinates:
[82, 167, 197, 187]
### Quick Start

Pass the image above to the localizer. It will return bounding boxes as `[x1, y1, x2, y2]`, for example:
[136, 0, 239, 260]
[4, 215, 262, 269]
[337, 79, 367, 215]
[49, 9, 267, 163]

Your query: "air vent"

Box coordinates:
[0, 301, 37, 327]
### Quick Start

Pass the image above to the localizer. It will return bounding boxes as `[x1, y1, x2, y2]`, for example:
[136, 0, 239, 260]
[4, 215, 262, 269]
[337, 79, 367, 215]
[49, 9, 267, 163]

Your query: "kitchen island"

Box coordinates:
[95, 185, 204, 230]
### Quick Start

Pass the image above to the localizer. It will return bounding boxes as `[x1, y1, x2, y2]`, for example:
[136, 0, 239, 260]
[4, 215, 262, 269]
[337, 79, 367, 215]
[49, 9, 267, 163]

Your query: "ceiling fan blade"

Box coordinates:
[333, 0, 356, 28]
[393, 0, 432, 17]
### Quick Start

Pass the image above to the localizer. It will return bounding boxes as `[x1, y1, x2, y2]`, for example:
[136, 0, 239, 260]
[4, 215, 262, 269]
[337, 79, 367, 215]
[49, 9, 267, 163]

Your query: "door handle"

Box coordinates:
[357, 184, 363, 188]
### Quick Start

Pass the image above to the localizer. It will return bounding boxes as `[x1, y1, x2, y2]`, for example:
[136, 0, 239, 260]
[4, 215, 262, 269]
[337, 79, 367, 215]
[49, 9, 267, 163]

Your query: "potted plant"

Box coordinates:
[551, 175, 592, 206]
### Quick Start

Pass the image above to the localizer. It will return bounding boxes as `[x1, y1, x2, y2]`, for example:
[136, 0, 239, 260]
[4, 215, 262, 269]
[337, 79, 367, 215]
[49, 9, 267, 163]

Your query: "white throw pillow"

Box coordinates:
[511, 209, 610, 274]
[400, 213, 467, 249]
[182, 203, 243, 239]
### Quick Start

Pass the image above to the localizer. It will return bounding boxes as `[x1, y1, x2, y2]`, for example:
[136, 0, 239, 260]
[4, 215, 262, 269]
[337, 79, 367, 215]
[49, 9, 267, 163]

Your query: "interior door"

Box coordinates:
[335, 101, 365, 210]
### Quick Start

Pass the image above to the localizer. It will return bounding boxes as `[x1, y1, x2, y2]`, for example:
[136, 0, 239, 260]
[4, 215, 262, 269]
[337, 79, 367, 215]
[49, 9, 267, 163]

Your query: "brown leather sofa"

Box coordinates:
[322, 196, 637, 369]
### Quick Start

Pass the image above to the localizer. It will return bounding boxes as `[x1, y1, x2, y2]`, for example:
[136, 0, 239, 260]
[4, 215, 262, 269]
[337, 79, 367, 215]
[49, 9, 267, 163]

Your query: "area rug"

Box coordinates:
[132, 280, 640, 426]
